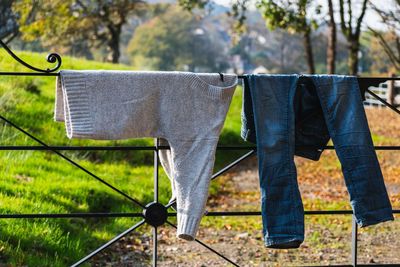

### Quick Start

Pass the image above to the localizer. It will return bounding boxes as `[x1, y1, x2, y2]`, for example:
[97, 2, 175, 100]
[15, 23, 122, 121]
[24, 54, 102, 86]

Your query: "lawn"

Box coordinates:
[0, 50, 247, 266]
[1, 50, 399, 266]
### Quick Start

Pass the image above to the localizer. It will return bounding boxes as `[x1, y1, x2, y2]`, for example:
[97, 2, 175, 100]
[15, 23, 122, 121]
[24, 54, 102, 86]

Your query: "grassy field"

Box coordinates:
[0, 50, 248, 266]
[1, 50, 399, 266]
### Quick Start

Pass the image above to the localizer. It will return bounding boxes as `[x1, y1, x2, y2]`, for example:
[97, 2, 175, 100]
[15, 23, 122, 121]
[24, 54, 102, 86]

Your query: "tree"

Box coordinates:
[178, 0, 209, 11]
[257, 0, 319, 74]
[13, 0, 146, 63]
[127, 5, 229, 72]
[338, 0, 369, 75]
[370, 30, 400, 72]
[326, 0, 336, 74]
[365, 31, 395, 73]
[0, 0, 19, 43]
[369, 0, 400, 72]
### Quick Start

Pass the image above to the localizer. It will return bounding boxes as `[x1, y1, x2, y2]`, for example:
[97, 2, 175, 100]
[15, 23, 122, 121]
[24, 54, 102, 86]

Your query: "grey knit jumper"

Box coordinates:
[55, 70, 237, 240]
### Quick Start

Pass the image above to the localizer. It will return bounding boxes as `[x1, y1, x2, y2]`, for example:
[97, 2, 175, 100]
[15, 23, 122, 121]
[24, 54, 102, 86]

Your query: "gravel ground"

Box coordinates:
[91, 108, 400, 266]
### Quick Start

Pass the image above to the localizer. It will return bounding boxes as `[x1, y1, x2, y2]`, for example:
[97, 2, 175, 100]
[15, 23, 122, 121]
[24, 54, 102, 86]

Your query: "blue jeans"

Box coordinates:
[241, 74, 394, 248]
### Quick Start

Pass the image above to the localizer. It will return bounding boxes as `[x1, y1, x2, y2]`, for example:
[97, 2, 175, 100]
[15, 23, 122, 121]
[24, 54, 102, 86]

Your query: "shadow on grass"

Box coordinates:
[0, 188, 147, 266]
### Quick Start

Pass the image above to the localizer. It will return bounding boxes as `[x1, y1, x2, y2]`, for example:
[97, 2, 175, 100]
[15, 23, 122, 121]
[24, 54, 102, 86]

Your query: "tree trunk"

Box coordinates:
[280, 41, 285, 72]
[106, 25, 121, 63]
[303, 29, 315, 74]
[338, 0, 368, 76]
[349, 40, 359, 75]
[327, 0, 336, 74]
[387, 72, 396, 105]
[107, 38, 120, 63]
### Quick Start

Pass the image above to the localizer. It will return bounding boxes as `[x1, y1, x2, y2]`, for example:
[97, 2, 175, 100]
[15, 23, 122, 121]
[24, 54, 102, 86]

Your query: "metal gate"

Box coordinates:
[0, 40, 399, 266]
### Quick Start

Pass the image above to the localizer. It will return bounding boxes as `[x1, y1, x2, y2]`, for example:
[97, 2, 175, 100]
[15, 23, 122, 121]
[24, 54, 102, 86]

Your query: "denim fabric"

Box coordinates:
[241, 76, 257, 143]
[241, 74, 394, 248]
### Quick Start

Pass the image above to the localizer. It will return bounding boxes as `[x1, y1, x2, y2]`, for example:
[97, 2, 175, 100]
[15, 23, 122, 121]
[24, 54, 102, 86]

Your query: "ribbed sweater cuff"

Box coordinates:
[177, 214, 201, 241]
[58, 71, 94, 139]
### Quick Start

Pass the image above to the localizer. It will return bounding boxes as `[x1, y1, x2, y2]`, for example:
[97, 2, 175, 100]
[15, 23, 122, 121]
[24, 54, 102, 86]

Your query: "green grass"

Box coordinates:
[0, 50, 248, 265]
[2, 50, 395, 266]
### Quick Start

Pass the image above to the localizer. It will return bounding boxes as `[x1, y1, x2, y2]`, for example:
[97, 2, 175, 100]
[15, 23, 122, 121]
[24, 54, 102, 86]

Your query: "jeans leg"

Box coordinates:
[314, 76, 394, 227]
[249, 75, 304, 247]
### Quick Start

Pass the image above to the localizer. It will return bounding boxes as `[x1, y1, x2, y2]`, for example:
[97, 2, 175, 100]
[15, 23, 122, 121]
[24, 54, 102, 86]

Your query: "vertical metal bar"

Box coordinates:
[351, 215, 358, 267]
[153, 227, 158, 267]
[154, 138, 159, 203]
[153, 138, 159, 267]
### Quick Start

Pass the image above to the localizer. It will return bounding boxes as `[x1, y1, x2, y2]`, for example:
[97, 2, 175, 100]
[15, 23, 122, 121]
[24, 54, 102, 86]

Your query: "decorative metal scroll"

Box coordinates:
[0, 39, 61, 73]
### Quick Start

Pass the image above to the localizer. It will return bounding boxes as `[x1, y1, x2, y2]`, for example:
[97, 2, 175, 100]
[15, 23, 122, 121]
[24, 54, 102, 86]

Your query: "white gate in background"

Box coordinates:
[364, 80, 400, 108]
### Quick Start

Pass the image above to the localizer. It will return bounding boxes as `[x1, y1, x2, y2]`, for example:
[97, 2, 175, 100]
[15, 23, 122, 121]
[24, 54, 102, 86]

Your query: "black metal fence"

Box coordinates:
[0, 40, 399, 266]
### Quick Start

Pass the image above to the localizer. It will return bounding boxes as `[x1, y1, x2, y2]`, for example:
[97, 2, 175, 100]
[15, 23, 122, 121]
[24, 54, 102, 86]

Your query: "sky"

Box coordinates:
[212, 0, 388, 29]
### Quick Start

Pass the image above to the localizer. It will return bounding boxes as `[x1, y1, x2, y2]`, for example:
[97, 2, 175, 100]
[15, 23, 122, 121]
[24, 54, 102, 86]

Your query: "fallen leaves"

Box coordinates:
[91, 108, 400, 266]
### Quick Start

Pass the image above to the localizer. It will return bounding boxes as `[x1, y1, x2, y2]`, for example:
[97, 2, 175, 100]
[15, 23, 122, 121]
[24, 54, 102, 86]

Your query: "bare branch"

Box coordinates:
[355, 0, 368, 38]
[4, 31, 19, 44]
[338, 0, 348, 37]
[347, 0, 353, 35]
[396, 36, 400, 59]
[369, 27, 400, 70]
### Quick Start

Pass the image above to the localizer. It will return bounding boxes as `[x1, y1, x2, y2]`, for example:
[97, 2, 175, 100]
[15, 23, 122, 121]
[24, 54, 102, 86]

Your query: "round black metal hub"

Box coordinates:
[143, 202, 168, 227]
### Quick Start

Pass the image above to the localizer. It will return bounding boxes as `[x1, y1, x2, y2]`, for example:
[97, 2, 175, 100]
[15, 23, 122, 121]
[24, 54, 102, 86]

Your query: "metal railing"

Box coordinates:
[1, 39, 399, 266]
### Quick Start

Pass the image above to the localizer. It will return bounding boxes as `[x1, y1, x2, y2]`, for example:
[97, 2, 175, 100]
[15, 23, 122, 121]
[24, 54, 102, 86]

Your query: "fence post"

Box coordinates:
[351, 215, 358, 267]
[153, 138, 160, 267]
[387, 72, 396, 106]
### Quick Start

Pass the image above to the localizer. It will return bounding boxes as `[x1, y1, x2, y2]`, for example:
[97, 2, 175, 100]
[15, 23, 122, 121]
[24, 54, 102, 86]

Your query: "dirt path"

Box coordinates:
[92, 108, 400, 266]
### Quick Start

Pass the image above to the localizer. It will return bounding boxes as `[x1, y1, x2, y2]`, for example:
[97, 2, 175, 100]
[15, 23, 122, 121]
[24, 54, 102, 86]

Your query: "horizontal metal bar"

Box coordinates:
[237, 75, 400, 81]
[0, 145, 399, 151]
[2, 210, 398, 219]
[166, 150, 256, 209]
[0, 72, 59, 76]
[0, 146, 157, 151]
[167, 209, 400, 217]
[0, 73, 397, 80]
[312, 265, 400, 267]
[0, 212, 143, 219]
[0, 114, 147, 209]
[0, 145, 255, 151]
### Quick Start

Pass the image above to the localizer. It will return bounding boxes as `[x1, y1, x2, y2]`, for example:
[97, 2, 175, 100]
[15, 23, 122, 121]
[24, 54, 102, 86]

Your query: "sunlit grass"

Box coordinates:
[1, 50, 398, 265]
[0, 50, 247, 265]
